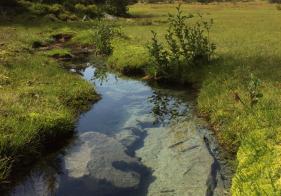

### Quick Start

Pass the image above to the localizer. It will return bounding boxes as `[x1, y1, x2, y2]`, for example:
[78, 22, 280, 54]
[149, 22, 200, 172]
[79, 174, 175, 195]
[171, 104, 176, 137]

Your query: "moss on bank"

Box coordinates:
[0, 23, 99, 187]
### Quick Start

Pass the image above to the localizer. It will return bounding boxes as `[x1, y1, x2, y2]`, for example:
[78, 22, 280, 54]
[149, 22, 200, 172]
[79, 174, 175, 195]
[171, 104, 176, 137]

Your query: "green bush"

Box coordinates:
[91, 0, 131, 16]
[1, 0, 135, 17]
[29, 3, 49, 15]
[48, 3, 64, 15]
[148, 5, 215, 82]
[27, 2, 64, 16]
[104, 0, 129, 16]
[92, 22, 117, 55]
[74, 3, 99, 17]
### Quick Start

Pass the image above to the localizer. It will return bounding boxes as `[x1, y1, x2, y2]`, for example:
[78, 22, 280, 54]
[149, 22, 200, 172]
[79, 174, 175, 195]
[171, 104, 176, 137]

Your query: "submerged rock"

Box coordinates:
[136, 118, 225, 196]
[115, 128, 140, 149]
[64, 132, 141, 190]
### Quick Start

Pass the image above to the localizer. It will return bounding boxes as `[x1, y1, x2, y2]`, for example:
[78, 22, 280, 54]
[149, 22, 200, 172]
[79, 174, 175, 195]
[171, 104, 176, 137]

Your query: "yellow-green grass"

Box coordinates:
[107, 39, 150, 75]
[0, 23, 98, 185]
[1, 1, 281, 194]
[110, 2, 281, 194]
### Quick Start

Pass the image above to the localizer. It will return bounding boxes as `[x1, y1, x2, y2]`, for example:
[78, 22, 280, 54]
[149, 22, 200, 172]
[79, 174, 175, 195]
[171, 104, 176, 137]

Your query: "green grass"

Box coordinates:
[0, 21, 99, 185]
[1, 1, 281, 194]
[108, 40, 150, 75]
[114, 2, 281, 194]
[71, 29, 94, 46]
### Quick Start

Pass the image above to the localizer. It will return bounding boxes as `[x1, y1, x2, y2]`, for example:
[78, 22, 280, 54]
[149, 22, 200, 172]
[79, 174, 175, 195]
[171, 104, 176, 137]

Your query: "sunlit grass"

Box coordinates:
[0, 25, 98, 185]
[121, 2, 281, 194]
[1, 1, 281, 194]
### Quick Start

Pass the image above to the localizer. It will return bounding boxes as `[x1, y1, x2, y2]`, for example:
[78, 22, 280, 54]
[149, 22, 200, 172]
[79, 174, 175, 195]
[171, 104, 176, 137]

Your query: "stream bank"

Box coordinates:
[8, 65, 232, 196]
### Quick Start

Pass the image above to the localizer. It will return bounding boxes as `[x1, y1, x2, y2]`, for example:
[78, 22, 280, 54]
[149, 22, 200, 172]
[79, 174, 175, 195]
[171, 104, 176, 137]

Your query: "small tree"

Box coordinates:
[148, 5, 215, 81]
[92, 22, 118, 55]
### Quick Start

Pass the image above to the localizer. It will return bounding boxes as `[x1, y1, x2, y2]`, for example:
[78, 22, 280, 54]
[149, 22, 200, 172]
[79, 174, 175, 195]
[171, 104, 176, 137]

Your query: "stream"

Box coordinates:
[9, 65, 229, 196]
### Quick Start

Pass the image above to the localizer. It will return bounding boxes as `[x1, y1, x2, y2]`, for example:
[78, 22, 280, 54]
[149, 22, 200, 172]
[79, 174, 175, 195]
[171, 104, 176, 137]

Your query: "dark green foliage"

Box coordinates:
[74, 0, 132, 16]
[148, 91, 186, 124]
[0, 0, 18, 6]
[1, 0, 133, 17]
[16, 1, 78, 21]
[103, 0, 129, 16]
[148, 5, 215, 82]
[92, 22, 117, 55]
[148, 31, 169, 79]
[269, 0, 281, 3]
[74, 3, 100, 17]
[92, 0, 135, 16]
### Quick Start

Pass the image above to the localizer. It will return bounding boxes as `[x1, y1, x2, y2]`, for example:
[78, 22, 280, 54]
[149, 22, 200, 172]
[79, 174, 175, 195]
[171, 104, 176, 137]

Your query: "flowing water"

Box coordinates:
[9, 65, 229, 196]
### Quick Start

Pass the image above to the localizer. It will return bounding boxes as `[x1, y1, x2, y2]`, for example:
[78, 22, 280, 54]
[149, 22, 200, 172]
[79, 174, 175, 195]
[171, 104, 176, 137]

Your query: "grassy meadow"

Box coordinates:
[0, 1, 281, 195]
[114, 2, 281, 195]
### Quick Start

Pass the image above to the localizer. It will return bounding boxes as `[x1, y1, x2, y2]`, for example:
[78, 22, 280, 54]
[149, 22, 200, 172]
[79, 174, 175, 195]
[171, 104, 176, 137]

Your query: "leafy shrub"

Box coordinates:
[92, 22, 117, 55]
[103, 0, 129, 16]
[91, 0, 132, 16]
[74, 3, 99, 17]
[148, 5, 215, 82]
[27, 2, 64, 16]
[29, 3, 49, 15]
[48, 3, 64, 15]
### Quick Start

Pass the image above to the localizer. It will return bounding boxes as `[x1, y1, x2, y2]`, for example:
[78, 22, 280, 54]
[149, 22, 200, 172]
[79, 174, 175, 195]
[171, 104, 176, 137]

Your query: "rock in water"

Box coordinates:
[64, 132, 141, 191]
[136, 117, 225, 196]
[115, 128, 142, 148]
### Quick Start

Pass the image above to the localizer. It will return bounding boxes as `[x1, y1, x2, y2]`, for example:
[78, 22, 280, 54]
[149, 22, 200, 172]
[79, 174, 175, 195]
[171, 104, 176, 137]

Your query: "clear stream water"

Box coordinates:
[9, 65, 227, 196]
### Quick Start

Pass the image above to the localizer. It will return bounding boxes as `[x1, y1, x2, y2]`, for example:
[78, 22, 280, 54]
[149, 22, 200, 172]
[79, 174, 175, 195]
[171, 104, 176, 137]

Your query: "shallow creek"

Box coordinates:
[10, 65, 229, 196]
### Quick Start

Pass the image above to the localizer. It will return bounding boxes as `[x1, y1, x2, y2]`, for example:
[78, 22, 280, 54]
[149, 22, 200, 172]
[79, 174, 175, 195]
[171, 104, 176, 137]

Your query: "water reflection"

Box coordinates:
[90, 65, 189, 125]
[148, 90, 188, 125]
[92, 65, 111, 85]
[9, 65, 193, 196]
[12, 154, 63, 196]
